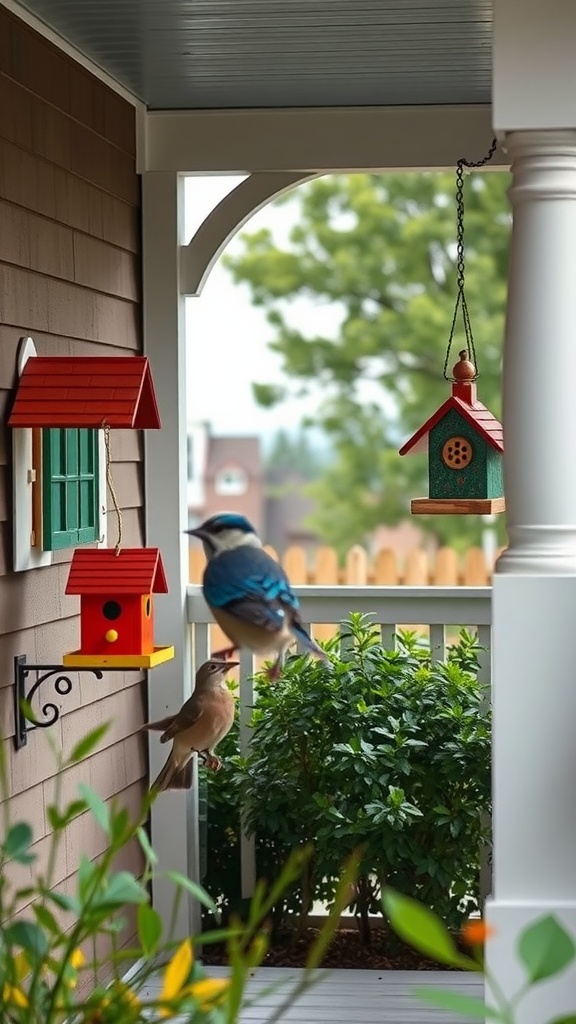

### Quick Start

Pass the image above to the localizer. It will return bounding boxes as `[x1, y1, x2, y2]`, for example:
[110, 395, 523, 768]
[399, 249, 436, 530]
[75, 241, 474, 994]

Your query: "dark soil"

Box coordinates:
[200, 925, 459, 972]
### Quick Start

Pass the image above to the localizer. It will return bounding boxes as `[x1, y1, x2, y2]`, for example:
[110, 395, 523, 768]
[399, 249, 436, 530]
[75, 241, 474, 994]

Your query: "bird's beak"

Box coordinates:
[186, 527, 207, 540]
[211, 658, 239, 670]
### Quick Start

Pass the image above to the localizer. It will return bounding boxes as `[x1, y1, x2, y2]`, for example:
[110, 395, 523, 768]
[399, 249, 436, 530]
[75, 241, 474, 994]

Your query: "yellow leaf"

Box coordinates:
[3, 984, 29, 1009]
[185, 977, 231, 1007]
[160, 938, 193, 1002]
[70, 948, 86, 970]
[112, 980, 141, 1009]
[13, 951, 29, 982]
[64, 946, 88, 988]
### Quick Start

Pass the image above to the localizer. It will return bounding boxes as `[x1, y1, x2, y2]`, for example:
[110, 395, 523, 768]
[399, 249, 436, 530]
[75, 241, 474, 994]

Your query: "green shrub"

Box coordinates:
[203, 615, 491, 942]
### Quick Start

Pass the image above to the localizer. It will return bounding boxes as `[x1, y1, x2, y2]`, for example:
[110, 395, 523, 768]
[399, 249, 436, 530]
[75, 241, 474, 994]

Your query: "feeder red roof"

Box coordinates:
[8, 356, 161, 429]
[399, 395, 504, 456]
[65, 548, 168, 595]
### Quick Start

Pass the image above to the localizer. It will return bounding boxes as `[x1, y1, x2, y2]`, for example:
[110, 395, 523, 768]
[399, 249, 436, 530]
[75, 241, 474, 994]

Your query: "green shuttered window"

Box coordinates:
[42, 428, 99, 550]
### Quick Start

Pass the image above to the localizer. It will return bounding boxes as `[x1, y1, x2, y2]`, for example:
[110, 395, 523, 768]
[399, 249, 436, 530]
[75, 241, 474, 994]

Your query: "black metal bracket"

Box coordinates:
[13, 655, 107, 750]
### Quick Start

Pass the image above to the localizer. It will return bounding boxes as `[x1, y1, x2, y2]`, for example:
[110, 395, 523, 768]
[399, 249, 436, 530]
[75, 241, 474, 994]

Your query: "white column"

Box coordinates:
[487, 132, 576, 1019]
[142, 171, 199, 938]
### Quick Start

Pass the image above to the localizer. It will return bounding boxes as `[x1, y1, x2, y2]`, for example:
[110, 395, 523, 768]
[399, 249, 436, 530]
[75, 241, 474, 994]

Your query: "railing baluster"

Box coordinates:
[429, 623, 446, 663]
[477, 623, 492, 707]
[476, 622, 493, 906]
[239, 648, 257, 898]
[192, 622, 210, 676]
[380, 623, 396, 650]
[189, 622, 209, 905]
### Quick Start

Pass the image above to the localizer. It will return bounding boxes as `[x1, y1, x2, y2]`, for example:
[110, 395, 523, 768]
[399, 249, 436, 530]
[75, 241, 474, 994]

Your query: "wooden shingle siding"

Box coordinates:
[0, 5, 146, 963]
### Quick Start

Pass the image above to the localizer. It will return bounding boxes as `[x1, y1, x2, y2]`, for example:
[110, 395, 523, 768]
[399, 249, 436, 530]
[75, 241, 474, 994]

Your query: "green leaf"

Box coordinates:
[136, 825, 158, 866]
[77, 853, 97, 900]
[78, 784, 110, 836]
[5, 919, 49, 958]
[518, 914, 576, 984]
[45, 890, 80, 915]
[47, 799, 87, 830]
[414, 987, 505, 1020]
[67, 723, 109, 765]
[306, 850, 362, 970]
[4, 822, 34, 863]
[547, 1017, 576, 1024]
[32, 904, 60, 936]
[96, 871, 148, 908]
[14, 886, 36, 901]
[382, 889, 477, 971]
[137, 903, 163, 955]
[110, 807, 130, 844]
[164, 870, 218, 914]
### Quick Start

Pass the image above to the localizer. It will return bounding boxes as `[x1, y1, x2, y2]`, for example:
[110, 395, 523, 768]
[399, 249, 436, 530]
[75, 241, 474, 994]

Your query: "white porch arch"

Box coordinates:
[180, 172, 316, 297]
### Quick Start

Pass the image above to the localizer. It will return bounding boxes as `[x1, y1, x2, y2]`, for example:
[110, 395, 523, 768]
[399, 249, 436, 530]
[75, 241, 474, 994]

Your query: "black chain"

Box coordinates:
[443, 137, 498, 381]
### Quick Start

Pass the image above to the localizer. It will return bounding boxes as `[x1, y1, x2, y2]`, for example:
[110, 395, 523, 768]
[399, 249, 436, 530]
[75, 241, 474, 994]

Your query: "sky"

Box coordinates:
[183, 175, 341, 443]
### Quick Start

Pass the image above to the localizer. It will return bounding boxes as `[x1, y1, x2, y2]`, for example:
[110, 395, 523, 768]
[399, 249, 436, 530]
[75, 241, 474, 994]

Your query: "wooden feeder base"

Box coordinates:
[62, 645, 175, 669]
[410, 497, 506, 515]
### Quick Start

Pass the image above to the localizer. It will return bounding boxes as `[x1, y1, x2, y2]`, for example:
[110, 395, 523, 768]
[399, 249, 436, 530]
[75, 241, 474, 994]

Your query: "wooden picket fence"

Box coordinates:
[189, 542, 500, 588]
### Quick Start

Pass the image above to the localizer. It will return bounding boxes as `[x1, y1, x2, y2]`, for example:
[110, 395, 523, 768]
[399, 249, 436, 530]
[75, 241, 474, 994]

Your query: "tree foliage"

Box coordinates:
[264, 428, 325, 481]
[224, 171, 511, 549]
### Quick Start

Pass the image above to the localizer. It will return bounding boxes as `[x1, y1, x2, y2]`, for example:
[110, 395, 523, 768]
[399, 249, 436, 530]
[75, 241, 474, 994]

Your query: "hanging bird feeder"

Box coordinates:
[399, 139, 505, 515]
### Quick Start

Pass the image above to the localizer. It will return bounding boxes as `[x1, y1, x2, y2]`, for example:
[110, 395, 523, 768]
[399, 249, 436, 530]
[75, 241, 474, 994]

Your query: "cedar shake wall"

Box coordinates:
[0, 7, 146, 953]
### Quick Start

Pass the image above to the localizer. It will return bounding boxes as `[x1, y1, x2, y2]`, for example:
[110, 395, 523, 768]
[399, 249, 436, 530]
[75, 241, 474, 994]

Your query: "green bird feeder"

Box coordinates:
[399, 349, 504, 515]
[399, 138, 505, 516]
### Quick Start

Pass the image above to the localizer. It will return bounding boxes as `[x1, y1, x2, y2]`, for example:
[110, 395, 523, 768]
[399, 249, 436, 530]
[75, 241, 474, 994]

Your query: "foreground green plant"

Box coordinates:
[204, 615, 491, 940]
[0, 723, 358, 1023]
[383, 888, 576, 1024]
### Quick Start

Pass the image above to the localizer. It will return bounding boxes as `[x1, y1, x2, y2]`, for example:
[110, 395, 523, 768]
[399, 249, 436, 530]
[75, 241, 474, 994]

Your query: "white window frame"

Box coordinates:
[214, 465, 248, 496]
[12, 338, 107, 572]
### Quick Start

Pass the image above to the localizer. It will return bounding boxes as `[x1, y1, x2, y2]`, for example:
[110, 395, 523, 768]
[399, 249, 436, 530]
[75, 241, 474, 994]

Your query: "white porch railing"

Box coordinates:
[187, 584, 492, 899]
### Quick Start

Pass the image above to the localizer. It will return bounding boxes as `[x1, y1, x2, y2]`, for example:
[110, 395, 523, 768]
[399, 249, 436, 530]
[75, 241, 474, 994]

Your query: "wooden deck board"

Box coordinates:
[141, 967, 484, 1023]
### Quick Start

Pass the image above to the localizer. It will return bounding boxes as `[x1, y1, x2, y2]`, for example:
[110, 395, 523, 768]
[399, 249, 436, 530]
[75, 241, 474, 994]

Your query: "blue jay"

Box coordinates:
[143, 658, 238, 791]
[187, 513, 328, 680]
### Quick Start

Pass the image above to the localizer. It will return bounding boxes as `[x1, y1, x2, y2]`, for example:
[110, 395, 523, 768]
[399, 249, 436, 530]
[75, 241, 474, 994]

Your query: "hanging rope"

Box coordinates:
[443, 137, 499, 381]
[102, 422, 123, 556]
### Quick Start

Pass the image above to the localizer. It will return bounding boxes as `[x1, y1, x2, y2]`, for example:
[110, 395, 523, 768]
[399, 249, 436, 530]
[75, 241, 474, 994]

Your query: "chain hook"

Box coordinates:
[443, 137, 498, 382]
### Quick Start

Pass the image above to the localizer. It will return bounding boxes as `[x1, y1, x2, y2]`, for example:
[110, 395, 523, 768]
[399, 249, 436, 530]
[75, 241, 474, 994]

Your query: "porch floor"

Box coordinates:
[141, 966, 483, 1022]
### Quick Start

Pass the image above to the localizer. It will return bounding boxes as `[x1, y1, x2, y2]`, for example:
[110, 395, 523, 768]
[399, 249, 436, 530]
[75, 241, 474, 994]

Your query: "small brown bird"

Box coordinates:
[142, 658, 238, 792]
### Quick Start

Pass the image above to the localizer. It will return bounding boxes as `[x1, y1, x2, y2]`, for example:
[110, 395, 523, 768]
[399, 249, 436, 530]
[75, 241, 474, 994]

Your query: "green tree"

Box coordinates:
[265, 428, 326, 481]
[224, 172, 511, 551]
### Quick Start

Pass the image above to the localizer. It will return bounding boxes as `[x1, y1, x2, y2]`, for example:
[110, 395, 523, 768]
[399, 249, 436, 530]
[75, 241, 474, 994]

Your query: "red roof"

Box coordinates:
[8, 356, 161, 429]
[65, 548, 168, 595]
[399, 395, 503, 456]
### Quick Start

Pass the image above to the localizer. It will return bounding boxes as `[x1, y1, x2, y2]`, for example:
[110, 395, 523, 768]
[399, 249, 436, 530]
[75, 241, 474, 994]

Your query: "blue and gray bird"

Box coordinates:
[187, 513, 328, 680]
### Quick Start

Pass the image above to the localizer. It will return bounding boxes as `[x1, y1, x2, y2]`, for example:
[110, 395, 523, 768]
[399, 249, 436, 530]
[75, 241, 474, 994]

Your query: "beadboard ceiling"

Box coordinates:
[19, 0, 492, 110]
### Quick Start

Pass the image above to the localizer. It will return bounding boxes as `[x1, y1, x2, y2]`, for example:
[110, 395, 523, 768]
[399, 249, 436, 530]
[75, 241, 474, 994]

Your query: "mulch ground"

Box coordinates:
[200, 925, 460, 971]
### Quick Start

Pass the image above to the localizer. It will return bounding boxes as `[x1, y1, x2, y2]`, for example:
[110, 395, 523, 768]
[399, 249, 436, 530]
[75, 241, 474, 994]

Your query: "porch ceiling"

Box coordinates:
[18, 0, 492, 110]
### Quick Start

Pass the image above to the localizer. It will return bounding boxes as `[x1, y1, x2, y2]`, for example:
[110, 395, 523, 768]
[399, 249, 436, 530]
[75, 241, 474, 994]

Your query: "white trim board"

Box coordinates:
[145, 104, 507, 174]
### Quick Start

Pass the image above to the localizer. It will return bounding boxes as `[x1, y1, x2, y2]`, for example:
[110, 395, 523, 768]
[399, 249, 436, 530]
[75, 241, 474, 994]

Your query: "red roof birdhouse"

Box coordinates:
[8, 356, 161, 429]
[62, 548, 174, 668]
[399, 351, 505, 515]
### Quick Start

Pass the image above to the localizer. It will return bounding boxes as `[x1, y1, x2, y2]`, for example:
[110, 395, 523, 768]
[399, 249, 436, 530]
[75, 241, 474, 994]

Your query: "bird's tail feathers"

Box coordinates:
[141, 714, 175, 734]
[150, 754, 193, 793]
[291, 621, 330, 663]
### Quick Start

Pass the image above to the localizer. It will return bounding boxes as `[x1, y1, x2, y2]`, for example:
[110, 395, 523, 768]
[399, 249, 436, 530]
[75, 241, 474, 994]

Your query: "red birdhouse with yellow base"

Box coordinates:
[62, 548, 174, 669]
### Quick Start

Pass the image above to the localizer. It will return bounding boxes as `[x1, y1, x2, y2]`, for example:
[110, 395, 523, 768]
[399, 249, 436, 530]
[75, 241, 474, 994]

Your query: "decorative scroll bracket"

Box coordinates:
[13, 655, 106, 750]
